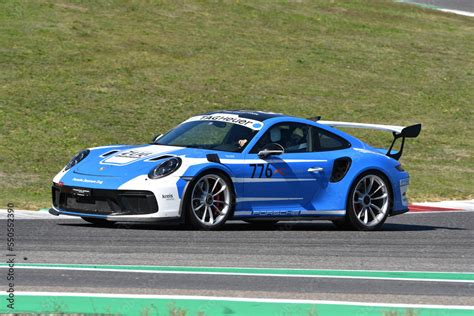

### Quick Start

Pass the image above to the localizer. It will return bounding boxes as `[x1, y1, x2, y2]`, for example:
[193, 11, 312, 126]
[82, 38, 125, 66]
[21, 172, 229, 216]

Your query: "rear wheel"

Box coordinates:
[81, 217, 115, 226]
[336, 172, 391, 231]
[186, 172, 234, 230]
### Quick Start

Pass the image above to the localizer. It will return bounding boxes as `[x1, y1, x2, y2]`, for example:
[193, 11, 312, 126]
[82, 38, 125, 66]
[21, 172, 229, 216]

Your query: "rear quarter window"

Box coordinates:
[312, 128, 350, 151]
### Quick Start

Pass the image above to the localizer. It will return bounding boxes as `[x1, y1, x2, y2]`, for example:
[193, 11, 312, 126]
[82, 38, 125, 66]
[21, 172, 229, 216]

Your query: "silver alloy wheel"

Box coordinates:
[352, 174, 389, 227]
[191, 174, 230, 226]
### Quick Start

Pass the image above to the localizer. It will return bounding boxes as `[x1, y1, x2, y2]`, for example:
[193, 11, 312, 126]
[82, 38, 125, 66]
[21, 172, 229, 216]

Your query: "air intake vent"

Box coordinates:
[148, 155, 175, 162]
[330, 157, 351, 182]
[100, 150, 120, 157]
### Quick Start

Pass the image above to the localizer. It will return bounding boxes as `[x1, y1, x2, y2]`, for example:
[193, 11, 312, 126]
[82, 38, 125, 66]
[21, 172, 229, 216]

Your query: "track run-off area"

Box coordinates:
[1, 204, 473, 315]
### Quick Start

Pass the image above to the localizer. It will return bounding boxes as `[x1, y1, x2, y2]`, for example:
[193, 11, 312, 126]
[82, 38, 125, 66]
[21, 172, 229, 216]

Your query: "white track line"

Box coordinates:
[439, 9, 474, 17]
[3, 266, 472, 283]
[10, 263, 472, 274]
[14, 291, 474, 310]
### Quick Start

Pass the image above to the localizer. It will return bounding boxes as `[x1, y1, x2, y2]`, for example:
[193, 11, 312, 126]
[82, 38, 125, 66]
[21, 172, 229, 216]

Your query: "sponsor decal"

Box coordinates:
[162, 194, 174, 200]
[252, 210, 301, 216]
[274, 168, 285, 176]
[102, 150, 156, 165]
[72, 178, 103, 185]
[185, 114, 263, 130]
[116, 151, 153, 159]
[72, 188, 91, 197]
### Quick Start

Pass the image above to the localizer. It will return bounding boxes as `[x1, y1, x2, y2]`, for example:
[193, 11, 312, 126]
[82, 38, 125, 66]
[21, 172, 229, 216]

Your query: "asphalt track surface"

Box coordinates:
[6, 211, 474, 306]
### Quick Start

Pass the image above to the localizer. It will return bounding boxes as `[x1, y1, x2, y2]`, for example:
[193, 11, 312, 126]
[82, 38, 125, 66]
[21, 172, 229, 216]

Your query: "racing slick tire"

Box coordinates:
[185, 171, 235, 230]
[336, 171, 392, 231]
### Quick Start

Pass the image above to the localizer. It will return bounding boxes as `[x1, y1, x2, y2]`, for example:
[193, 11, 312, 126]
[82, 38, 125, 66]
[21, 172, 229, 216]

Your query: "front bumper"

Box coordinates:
[51, 184, 158, 217]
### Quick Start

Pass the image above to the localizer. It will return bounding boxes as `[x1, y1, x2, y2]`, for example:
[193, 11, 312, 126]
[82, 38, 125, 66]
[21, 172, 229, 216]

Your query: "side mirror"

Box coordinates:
[151, 134, 163, 143]
[258, 149, 284, 159]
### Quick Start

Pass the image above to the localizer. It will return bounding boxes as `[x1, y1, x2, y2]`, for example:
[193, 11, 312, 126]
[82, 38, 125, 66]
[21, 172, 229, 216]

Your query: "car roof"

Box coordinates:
[201, 110, 288, 121]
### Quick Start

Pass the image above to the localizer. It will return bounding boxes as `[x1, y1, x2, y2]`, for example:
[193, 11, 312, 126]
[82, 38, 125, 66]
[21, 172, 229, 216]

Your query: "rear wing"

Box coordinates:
[318, 120, 422, 160]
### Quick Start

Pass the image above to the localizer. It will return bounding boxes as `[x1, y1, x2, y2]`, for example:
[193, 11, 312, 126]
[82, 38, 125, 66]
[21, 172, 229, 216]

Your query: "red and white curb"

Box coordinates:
[409, 200, 474, 214]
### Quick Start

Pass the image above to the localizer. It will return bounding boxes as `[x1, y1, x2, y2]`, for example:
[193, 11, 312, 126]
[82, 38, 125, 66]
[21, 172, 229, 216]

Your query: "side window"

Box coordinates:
[250, 123, 310, 154]
[311, 127, 350, 151]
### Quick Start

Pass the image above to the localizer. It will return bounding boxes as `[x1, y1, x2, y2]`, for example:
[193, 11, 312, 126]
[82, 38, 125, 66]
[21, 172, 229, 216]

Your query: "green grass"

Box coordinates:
[0, 0, 472, 209]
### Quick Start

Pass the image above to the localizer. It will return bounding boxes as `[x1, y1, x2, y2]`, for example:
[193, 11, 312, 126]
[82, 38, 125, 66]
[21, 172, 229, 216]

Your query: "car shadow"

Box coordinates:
[57, 220, 465, 232]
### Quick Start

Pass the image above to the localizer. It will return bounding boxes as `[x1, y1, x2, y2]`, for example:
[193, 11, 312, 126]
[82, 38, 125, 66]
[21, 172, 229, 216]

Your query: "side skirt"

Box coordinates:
[232, 215, 346, 221]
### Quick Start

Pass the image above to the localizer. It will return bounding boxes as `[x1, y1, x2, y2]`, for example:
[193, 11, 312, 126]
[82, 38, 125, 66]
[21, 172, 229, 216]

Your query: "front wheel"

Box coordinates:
[186, 172, 234, 230]
[339, 172, 391, 231]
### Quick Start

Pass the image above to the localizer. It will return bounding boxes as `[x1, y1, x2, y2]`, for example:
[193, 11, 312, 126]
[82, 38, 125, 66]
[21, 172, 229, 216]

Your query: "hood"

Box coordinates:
[74, 144, 187, 177]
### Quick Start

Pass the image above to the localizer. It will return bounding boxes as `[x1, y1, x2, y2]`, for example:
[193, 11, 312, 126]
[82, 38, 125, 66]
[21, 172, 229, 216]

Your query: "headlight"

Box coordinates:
[148, 157, 182, 179]
[64, 149, 90, 171]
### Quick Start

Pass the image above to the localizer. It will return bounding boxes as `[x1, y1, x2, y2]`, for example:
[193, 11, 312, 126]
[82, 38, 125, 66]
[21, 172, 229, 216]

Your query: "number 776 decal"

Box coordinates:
[249, 164, 273, 178]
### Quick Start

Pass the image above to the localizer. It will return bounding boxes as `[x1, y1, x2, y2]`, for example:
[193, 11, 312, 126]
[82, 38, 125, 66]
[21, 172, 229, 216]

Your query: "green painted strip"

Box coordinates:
[2, 295, 473, 316]
[3, 263, 474, 281]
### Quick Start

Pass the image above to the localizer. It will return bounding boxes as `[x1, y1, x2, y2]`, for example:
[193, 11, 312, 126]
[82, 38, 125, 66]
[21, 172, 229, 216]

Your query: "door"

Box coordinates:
[241, 122, 332, 214]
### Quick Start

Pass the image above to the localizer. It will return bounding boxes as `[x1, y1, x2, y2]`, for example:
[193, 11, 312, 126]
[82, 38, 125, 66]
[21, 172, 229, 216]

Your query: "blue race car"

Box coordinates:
[50, 111, 421, 230]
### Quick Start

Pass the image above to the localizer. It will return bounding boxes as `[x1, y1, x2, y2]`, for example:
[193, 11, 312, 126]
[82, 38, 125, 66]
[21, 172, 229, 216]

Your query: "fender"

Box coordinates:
[178, 165, 236, 221]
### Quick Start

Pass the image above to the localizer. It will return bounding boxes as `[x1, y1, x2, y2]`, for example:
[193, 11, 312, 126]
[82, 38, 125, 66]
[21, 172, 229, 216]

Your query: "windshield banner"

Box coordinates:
[184, 113, 264, 130]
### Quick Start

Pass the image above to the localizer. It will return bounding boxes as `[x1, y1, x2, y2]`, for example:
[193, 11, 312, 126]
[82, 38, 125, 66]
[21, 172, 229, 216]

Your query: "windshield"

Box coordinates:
[156, 120, 258, 153]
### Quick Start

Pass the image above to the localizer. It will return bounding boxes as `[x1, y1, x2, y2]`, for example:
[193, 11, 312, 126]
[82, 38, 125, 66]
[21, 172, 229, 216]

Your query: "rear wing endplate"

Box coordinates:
[318, 120, 422, 160]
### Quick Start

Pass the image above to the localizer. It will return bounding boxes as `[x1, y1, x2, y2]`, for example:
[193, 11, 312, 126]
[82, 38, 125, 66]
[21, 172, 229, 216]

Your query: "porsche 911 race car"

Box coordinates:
[49, 110, 421, 230]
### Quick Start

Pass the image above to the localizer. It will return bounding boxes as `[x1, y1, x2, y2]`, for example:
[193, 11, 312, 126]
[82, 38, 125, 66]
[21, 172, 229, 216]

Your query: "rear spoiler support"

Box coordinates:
[318, 121, 422, 160]
[386, 124, 422, 160]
